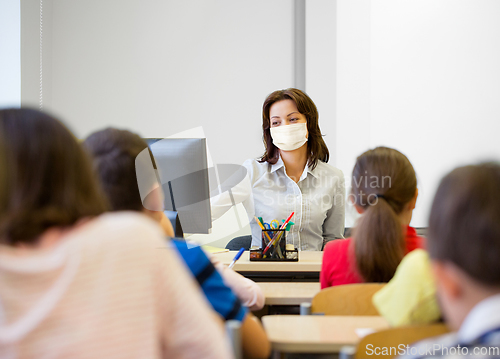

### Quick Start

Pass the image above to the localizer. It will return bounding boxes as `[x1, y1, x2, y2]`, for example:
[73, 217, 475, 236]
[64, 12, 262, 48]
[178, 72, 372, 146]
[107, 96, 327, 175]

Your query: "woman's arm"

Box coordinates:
[211, 170, 254, 222]
[322, 171, 346, 244]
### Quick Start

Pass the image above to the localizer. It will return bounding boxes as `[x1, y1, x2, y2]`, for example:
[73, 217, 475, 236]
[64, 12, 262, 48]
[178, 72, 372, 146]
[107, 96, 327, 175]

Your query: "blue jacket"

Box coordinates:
[172, 240, 247, 322]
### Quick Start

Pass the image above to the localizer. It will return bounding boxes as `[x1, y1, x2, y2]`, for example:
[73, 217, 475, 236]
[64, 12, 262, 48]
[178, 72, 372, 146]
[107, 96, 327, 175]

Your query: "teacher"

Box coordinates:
[213, 88, 345, 251]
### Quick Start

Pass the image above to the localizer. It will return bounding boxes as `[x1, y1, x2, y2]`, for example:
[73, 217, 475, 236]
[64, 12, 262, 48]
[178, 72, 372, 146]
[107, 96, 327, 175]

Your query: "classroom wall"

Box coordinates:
[17, 0, 500, 244]
[0, 0, 21, 108]
[21, 0, 294, 169]
[336, 0, 500, 227]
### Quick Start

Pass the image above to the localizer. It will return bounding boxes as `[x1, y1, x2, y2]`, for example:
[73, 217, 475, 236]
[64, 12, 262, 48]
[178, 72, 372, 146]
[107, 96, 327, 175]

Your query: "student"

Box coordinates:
[212, 88, 345, 251]
[0, 109, 231, 359]
[400, 163, 500, 358]
[321, 147, 425, 288]
[372, 249, 441, 326]
[83, 128, 269, 359]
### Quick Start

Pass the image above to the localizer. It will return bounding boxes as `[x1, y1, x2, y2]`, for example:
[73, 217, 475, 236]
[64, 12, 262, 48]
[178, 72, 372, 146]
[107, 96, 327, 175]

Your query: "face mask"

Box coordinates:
[270, 122, 308, 151]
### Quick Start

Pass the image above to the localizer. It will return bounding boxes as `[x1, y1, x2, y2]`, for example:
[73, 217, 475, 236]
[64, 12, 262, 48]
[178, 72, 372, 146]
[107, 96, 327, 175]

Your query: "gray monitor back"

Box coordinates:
[145, 138, 211, 234]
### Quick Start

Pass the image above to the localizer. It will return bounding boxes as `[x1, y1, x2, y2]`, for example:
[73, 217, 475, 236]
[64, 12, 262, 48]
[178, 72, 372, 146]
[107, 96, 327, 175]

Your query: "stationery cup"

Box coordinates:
[261, 228, 286, 259]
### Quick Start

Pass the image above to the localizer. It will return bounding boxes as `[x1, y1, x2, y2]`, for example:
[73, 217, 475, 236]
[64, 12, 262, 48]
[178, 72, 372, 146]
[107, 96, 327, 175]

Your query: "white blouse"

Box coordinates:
[212, 157, 345, 251]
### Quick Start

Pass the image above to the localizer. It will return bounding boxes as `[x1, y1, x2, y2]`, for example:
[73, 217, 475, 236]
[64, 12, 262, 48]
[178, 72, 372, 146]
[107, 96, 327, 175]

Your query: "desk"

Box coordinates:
[212, 250, 323, 281]
[257, 282, 321, 306]
[262, 315, 389, 354]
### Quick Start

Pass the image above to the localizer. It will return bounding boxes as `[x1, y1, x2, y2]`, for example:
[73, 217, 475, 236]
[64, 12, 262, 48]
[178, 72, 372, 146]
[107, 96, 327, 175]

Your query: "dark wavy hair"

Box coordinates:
[0, 108, 108, 246]
[259, 88, 329, 170]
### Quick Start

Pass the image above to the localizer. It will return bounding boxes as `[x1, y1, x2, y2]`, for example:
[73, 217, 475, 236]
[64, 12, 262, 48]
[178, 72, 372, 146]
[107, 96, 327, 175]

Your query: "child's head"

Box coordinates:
[0, 108, 107, 246]
[428, 163, 500, 329]
[351, 146, 418, 282]
[83, 128, 164, 218]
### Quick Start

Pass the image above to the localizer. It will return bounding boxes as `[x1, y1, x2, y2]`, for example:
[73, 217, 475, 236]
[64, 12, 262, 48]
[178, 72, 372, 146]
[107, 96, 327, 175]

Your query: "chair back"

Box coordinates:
[355, 323, 449, 359]
[311, 283, 386, 315]
[225, 235, 252, 251]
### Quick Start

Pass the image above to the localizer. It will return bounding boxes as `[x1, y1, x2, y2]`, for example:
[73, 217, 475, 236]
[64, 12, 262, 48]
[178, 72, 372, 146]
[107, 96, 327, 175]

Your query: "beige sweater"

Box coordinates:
[0, 212, 232, 359]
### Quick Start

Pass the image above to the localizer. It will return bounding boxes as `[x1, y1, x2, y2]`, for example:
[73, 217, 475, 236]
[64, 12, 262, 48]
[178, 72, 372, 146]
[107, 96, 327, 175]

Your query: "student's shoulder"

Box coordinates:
[406, 227, 428, 251]
[324, 237, 351, 250]
[402, 249, 430, 268]
[80, 212, 165, 247]
[92, 211, 161, 231]
[68, 212, 169, 272]
[171, 240, 210, 267]
[323, 238, 351, 260]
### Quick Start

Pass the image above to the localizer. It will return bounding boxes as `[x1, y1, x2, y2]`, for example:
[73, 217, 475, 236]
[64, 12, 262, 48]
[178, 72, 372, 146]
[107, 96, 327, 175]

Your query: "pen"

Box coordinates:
[279, 212, 295, 231]
[254, 216, 274, 244]
[228, 247, 245, 269]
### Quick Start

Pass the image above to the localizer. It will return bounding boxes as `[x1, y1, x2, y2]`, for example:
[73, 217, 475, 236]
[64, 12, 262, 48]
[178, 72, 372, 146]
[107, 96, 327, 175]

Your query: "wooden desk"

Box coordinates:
[262, 315, 390, 354]
[258, 282, 321, 306]
[212, 250, 323, 281]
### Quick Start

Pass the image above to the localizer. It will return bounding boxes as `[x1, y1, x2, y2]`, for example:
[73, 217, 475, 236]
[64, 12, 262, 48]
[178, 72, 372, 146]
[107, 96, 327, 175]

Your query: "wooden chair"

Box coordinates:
[354, 323, 450, 359]
[311, 283, 386, 316]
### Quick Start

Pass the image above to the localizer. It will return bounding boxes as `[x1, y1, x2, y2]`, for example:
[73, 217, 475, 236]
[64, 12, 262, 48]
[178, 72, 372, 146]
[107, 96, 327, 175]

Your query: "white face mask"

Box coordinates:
[270, 122, 308, 151]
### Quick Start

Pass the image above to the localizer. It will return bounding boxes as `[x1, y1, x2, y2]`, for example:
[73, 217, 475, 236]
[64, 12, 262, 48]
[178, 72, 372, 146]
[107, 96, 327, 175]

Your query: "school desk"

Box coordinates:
[212, 250, 323, 281]
[261, 315, 390, 355]
[257, 282, 321, 306]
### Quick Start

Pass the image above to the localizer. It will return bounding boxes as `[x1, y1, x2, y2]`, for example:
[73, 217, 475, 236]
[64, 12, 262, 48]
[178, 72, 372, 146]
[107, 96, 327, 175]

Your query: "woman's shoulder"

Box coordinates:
[313, 161, 344, 180]
[243, 158, 268, 170]
[242, 158, 272, 179]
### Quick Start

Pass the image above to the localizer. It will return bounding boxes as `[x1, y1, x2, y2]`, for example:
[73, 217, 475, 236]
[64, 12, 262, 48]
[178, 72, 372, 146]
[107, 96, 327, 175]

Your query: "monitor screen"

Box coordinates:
[145, 138, 212, 234]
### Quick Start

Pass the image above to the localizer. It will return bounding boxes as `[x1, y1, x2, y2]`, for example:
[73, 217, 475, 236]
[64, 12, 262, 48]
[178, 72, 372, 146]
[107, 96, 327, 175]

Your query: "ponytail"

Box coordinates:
[350, 147, 417, 283]
[352, 197, 405, 282]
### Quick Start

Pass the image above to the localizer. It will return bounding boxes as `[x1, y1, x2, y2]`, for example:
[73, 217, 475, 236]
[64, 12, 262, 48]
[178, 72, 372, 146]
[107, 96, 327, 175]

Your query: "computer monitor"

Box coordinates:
[144, 138, 212, 234]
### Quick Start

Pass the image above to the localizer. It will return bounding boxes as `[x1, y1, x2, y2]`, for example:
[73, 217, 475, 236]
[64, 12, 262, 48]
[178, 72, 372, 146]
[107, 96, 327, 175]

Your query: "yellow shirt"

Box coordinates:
[372, 249, 441, 326]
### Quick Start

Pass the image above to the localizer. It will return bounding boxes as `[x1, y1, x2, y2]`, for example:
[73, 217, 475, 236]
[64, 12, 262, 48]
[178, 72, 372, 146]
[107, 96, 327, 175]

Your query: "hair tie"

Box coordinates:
[375, 194, 386, 200]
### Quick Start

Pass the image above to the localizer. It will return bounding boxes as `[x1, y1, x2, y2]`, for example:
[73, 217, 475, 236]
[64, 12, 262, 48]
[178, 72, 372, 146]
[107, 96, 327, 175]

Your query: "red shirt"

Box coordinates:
[320, 226, 426, 289]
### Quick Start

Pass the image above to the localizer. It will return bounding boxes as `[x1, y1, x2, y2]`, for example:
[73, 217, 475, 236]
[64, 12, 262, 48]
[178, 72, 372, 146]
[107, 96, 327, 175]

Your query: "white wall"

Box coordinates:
[336, 0, 500, 227]
[335, 0, 372, 227]
[305, 0, 337, 165]
[0, 0, 21, 108]
[23, 0, 294, 170]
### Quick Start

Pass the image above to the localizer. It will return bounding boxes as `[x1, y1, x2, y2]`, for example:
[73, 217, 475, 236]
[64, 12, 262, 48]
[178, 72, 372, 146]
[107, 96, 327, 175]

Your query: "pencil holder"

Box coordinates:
[249, 229, 298, 262]
[262, 229, 286, 259]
